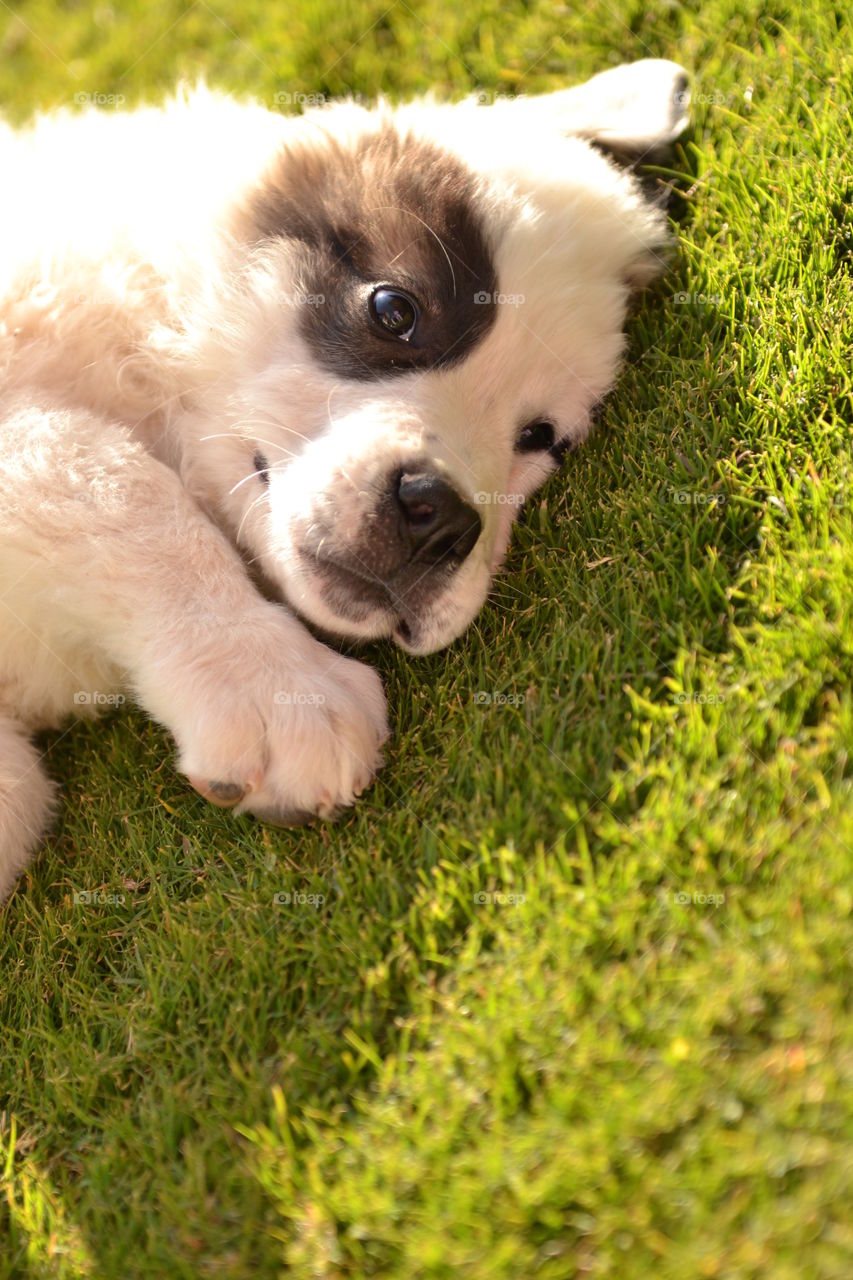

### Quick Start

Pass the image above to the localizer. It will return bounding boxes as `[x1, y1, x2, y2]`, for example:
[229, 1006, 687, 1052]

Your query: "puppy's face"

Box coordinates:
[186, 70, 685, 653]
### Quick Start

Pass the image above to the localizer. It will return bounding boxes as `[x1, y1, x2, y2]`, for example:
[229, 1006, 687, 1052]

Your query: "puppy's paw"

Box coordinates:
[168, 611, 389, 825]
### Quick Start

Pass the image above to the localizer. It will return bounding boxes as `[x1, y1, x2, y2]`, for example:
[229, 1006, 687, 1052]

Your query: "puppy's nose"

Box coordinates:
[396, 469, 482, 564]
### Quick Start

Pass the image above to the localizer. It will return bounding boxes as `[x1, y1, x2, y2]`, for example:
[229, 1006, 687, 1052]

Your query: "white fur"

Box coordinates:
[0, 61, 688, 895]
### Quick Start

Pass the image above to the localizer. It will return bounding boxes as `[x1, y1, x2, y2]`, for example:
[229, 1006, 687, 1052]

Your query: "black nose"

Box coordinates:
[396, 469, 482, 565]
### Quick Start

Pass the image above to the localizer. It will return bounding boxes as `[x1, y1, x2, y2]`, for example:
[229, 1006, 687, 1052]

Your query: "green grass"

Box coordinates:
[2, 0, 853, 1275]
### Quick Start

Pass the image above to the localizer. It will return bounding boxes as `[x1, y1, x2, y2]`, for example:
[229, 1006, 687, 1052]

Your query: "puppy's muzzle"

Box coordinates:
[395, 468, 482, 566]
[299, 461, 483, 642]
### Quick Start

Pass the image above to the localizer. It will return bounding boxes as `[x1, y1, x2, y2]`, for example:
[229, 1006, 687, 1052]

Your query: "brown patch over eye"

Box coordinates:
[242, 127, 498, 380]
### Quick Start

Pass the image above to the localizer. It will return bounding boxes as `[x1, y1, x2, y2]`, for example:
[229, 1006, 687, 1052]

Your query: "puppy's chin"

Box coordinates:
[281, 579, 397, 646]
[279, 583, 452, 656]
[269, 557, 491, 656]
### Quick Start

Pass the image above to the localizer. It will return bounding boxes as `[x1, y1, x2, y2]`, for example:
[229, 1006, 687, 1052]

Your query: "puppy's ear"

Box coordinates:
[540, 59, 691, 287]
[539, 59, 690, 159]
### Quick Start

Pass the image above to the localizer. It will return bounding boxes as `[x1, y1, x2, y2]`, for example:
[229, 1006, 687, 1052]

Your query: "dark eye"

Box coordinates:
[516, 420, 555, 453]
[369, 287, 419, 340]
[253, 450, 270, 484]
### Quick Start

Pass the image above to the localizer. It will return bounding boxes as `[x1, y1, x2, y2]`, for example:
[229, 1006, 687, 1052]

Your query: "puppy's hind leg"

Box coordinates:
[0, 717, 56, 902]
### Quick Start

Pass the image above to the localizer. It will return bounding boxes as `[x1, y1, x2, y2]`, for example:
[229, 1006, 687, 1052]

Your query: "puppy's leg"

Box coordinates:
[0, 398, 389, 839]
[0, 717, 56, 901]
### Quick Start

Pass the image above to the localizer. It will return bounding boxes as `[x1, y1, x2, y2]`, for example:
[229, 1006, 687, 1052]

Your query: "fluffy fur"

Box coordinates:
[0, 60, 688, 897]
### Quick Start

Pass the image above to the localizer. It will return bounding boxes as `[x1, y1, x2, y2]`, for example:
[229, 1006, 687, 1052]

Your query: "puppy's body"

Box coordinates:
[0, 62, 688, 896]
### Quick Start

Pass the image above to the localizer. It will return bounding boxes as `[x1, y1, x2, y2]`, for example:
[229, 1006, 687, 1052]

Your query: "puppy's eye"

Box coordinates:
[369, 287, 419, 341]
[516, 420, 555, 453]
[253, 450, 270, 484]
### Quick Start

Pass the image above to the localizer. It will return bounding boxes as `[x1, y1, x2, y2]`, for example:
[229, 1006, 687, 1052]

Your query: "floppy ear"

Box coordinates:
[542, 58, 691, 158]
[523, 59, 691, 285]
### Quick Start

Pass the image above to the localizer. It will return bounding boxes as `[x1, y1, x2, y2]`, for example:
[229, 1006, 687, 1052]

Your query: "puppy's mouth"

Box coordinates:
[392, 618, 415, 646]
[295, 549, 428, 650]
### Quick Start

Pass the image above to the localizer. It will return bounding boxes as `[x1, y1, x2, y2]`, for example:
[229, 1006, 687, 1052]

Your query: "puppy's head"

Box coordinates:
[184, 61, 688, 653]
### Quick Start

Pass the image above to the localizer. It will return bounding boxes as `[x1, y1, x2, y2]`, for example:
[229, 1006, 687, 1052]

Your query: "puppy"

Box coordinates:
[0, 60, 689, 897]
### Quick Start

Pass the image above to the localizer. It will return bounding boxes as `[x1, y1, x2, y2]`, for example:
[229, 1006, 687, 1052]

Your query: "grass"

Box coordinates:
[2, 0, 853, 1275]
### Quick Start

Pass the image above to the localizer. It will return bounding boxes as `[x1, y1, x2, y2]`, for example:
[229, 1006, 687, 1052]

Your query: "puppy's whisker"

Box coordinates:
[337, 466, 364, 496]
[127, 391, 182, 433]
[199, 431, 264, 447]
[325, 384, 339, 432]
[233, 421, 314, 448]
[229, 451, 301, 497]
[235, 492, 269, 545]
[369, 204, 457, 297]
[229, 471, 266, 497]
[387, 236, 423, 268]
[198, 429, 307, 455]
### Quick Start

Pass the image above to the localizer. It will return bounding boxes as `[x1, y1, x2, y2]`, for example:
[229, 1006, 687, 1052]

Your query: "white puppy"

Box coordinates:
[0, 60, 689, 896]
